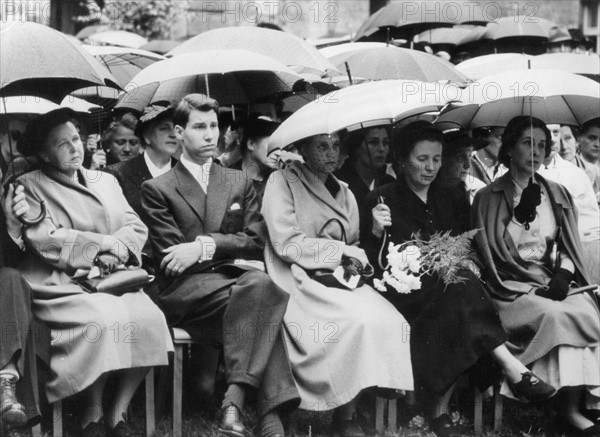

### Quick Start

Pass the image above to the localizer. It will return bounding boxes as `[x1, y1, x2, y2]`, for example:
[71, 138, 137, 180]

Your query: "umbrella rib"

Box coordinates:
[561, 96, 580, 125]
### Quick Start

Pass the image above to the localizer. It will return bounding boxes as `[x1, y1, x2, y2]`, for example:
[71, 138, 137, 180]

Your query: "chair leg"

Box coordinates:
[493, 383, 503, 431]
[31, 423, 43, 437]
[173, 344, 184, 437]
[388, 398, 397, 433]
[53, 400, 63, 437]
[375, 397, 385, 436]
[146, 367, 155, 437]
[473, 388, 483, 436]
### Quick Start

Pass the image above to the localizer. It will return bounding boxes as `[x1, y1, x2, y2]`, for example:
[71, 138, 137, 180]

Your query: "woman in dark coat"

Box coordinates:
[336, 125, 395, 211]
[361, 121, 555, 436]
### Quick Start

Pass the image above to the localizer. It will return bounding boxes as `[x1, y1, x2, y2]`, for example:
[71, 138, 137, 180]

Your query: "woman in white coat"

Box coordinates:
[14, 108, 172, 437]
[262, 133, 413, 437]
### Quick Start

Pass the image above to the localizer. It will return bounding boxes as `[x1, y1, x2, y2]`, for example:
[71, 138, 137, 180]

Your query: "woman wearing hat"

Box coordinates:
[105, 102, 178, 229]
[336, 126, 395, 212]
[227, 115, 280, 205]
[362, 121, 555, 437]
[437, 130, 488, 204]
[14, 108, 172, 437]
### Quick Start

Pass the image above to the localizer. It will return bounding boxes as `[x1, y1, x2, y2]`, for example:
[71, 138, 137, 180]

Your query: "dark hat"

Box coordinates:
[443, 129, 488, 156]
[135, 101, 174, 138]
[244, 115, 280, 138]
[17, 107, 80, 156]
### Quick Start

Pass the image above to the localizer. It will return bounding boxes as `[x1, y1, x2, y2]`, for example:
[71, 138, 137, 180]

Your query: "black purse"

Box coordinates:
[76, 254, 152, 296]
[307, 218, 372, 290]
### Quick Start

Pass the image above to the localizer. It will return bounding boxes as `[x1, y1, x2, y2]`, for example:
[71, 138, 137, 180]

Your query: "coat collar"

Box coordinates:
[286, 161, 348, 218]
[491, 172, 570, 209]
[173, 161, 231, 230]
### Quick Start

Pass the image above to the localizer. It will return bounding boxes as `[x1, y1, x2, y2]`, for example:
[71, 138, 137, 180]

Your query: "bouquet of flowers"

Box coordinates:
[373, 229, 480, 294]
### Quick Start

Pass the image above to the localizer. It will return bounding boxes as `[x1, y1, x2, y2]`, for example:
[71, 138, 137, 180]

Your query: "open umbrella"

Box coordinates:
[458, 53, 600, 81]
[329, 46, 467, 82]
[413, 26, 479, 52]
[167, 26, 340, 78]
[318, 42, 388, 58]
[0, 21, 120, 103]
[434, 69, 600, 129]
[86, 30, 148, 49]
[140, 39, 181, 55]
[0, 96, 100, 114]
[76, 24, 111, 40]
[354, 1, 488, 42]
[82, 45, 165, 87]
[115, 49, 303, 112]
[483, 16, 551, 41]
[269, 80, 460, 151]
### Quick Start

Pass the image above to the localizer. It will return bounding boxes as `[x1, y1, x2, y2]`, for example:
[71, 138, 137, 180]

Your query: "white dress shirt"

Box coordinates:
[143, 151, 172, 179]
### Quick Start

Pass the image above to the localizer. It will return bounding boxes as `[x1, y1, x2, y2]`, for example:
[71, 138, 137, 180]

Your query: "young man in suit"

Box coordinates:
[141, 94, 299, 437]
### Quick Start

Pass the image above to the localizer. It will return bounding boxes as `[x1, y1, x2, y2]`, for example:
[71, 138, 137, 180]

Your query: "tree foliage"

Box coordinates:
[75, 0, 190, 40]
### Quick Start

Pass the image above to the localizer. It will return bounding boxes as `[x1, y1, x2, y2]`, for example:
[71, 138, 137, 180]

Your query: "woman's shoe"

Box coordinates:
[555, 416, 600, 437]
[428, 414, 463, 437]
[508, 371, 556, 402]
[106, 414, 138, 437]
[332, 414, 366, 437]
[81, 419, 106, 437]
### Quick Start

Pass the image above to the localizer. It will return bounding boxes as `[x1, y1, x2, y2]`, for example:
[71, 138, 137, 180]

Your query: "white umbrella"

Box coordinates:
[269, 80, 461, 151]
[86, 30, 148, 49]
[115, 49, 303, 112]
[435, 69, 600, 129]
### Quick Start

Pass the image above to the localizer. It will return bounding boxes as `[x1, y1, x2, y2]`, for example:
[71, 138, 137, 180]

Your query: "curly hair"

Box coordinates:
[498, 116, 551, 168]
[101, 112, 139, 146]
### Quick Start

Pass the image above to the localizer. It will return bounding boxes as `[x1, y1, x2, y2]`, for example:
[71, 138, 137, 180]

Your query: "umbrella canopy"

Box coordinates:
[269, 80, 460, 151]
[76, 24, 111, 40]
[86, 30, 148, 49]
[482, 16, 551, 40]
[435, 69, 600, 129]
[82, 45, 165, 87]
[319, 42, 388, 58]
[0, 21, 121, 103]
[140, 39, 181, 55]
[167, 26, 340, 78]
[0, 96, 100, 114]
[458, 53, 600, 81]
[413, 26, 479, 49]
[115, 49, 303, 112]
[329, 46, 467, 82]
[456, 53, 533, 79]
[354, 1, 488, 42]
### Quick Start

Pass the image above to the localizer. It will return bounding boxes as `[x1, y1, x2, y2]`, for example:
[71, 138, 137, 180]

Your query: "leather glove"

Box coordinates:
[535, 268, 574, 301]
[514, 178, 541, 226]
[95, 252, 121, 276]
[340, 256, 363, 282]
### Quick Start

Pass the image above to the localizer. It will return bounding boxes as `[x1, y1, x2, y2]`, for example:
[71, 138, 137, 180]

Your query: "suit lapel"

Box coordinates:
[174, 162, 206, 224]
[128, 155, 152, 190]
[206, 163, 232, 233]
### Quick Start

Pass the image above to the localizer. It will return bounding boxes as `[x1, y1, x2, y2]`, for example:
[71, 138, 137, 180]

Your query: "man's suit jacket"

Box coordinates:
[105, 154, 177, 221]
[141, 161, 265, 297]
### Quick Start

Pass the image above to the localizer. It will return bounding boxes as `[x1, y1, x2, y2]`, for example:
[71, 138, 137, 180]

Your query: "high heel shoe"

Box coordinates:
[508, 371, 556, 402]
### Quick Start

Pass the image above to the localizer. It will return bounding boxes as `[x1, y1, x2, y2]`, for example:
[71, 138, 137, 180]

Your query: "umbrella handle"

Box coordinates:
[18, 199, 47, 226]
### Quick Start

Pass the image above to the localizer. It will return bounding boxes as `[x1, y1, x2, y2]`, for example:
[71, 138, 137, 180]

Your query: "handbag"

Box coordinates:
[307, 218, 372, 290]
[77, 254, 152, 296]
[77, 268, 152, 296]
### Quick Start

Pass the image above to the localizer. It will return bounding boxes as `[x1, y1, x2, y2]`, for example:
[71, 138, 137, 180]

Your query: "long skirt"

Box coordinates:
[32, 288, 172, 402]
[279, 264, 414, 411]
[495, 290, 600, 403]
[0, 268, 50, 427]
[381, 270, 507, 396]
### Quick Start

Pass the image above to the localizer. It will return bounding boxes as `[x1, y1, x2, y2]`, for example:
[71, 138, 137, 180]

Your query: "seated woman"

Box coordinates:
[336, 125, 395, 211]
[102, 112, 142, 166]
[361, 121, 555, 437]
[472, 116, 600, 435]
[261, 132, 414, 437]
[436, 129, 487, 204]
[14, 108, 172, 437]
